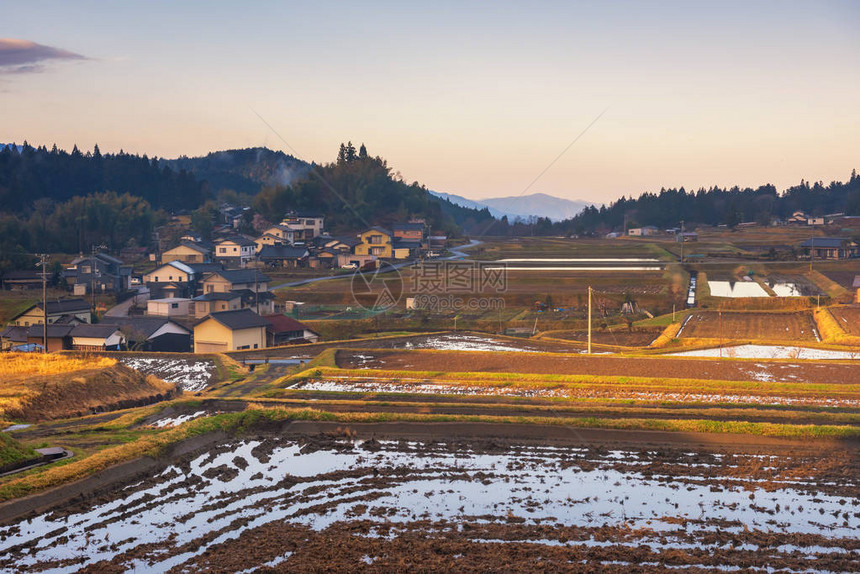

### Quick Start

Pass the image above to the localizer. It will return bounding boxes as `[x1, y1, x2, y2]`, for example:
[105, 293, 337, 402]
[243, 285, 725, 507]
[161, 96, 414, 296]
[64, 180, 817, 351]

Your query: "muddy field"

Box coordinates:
[831, 306, 860, 336]
[337, 349, 860, 386]
[678, 311, 819, 342]
[296, 375, 860, 408]
[543, 329, 661, 347]
[2, 432, 857, 573]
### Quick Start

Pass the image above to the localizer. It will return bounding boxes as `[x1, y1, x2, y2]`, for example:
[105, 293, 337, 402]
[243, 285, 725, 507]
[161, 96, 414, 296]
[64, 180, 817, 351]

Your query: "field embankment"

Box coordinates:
[0, 354, 179, 423]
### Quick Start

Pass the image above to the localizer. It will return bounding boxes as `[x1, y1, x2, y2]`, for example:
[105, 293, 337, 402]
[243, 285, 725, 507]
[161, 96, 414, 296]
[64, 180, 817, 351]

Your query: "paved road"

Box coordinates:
[104, 287, 150, 317]
[272, 239, 482, 290]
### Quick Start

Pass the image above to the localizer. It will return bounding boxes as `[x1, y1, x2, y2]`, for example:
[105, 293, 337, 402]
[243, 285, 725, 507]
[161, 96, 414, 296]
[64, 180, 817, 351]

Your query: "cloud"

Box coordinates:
[0, 38, 87, 74]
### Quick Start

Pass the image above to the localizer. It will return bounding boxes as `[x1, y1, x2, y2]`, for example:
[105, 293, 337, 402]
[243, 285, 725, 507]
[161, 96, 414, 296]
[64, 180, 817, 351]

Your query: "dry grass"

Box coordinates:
[815, 308, 860, 346]
[0, 353, 115, 379]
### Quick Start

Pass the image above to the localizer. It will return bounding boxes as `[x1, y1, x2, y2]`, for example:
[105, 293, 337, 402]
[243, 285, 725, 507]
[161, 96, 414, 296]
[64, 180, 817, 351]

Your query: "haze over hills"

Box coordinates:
[430, 190, 592, 222]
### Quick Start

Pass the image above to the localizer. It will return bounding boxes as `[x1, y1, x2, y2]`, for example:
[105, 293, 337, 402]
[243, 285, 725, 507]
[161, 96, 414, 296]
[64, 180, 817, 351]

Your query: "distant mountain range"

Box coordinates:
[430, 191, 591, 222]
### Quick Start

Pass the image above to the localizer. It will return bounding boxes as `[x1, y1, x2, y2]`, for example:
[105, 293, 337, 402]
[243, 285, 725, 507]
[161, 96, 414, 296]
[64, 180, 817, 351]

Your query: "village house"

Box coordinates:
[214, 236, 257, 268]
[147, 298, 193, 317]
[25, 324, 75, 353]
[800, 237, 859, 260]
[191, 292, 243, 317]
[109, 317, 192, 352]
[11, 298, 91, 326]
[200, 268, 273, 314]
[70, 324, 125, 351]
[2, 270, 44, 290]
[787, 211, 810, 224]
[144, 260, 197, 299]
[281, 212, 325, 240]
[257, 245, 309, 268]
[162, 241, 211, 264]
[0, 326, 28, 351]
[193, 309, 269, 353]
[219, 203, 250, 228]
[263, 314, 320, 346]
[65, 252, 132, 295]
[261, 224, 301, 245]
[201, 269, 269, 294]
[355, 227, 394, 258]
[254, 233, 288, 252]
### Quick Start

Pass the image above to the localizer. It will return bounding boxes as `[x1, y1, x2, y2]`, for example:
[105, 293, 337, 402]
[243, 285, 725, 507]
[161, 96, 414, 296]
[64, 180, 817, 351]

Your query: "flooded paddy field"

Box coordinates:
[295, 375, 860, 408]
[2, 433, 857, 573]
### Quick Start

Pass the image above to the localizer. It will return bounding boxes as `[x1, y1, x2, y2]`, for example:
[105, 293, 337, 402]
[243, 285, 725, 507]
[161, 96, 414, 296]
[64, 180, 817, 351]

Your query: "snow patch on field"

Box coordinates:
[148, 410, 209, 428]
[299, 377, 860, 407]
[401, 334, 539, 353]
[666, 345, 860, 360]
[120, 357, 217, 392]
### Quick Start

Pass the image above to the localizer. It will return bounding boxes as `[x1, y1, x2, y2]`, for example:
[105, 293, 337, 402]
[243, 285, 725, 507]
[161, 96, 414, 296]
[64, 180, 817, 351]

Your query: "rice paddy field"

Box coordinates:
[2, 430, 858, 573]
[677, 311, 820, 342]
[3, 235, 860, 571]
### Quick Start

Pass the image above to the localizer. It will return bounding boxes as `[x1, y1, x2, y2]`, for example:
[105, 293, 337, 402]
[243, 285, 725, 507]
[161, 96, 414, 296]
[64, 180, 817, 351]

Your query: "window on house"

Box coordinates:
[171, 303, 178, 309]
[253, 344, 258, 349]
[233, 247, 237, 252]
[219, 247, 226, 254]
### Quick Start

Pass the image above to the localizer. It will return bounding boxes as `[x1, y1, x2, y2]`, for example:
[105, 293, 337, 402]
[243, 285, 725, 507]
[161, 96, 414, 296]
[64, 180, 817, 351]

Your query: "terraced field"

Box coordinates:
[678, 311, 819, 342]
[2, 431, 857, 572]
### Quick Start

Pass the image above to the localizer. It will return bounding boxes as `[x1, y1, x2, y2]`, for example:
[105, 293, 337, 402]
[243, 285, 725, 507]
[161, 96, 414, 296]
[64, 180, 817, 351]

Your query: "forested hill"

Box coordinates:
[0, 142, 206, 213]
[0, 142, 494, 269]
[251, 142, 494, 235]
[163, 147, 311, 196]
[564, 174, 860, 234]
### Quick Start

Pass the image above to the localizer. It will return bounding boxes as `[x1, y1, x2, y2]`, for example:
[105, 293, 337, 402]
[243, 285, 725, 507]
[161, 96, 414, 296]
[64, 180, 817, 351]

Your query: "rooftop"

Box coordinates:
[206, 268, 271, 284]
[203, 309, 271, 330]
[70, 324, 122, 339]
[263, 314, 318, 335]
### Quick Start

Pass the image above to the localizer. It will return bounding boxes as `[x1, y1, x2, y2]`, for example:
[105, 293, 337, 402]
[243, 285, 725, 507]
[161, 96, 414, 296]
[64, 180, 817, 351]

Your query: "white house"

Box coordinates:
[147, 298, 193, 317]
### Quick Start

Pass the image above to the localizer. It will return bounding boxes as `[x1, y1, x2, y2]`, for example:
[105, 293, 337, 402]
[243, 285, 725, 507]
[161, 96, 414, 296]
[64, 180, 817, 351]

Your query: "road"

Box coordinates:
[103, 287, 150, 317]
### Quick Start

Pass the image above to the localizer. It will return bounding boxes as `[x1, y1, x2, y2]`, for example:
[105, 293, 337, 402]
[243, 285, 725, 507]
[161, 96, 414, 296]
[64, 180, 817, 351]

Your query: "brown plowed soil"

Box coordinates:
[831, 306, 860, 336]
[679, 311, 819, 341]
[336, 349, 860, 385]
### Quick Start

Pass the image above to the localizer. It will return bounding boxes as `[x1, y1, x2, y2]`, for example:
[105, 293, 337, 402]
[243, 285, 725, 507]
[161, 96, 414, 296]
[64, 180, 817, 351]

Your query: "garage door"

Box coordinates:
[195, 341, 228, 353]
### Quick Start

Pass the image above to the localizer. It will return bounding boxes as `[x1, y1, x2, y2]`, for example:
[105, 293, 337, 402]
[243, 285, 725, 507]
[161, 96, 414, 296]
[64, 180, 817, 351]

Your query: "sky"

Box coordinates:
[1, 1, 858, 204]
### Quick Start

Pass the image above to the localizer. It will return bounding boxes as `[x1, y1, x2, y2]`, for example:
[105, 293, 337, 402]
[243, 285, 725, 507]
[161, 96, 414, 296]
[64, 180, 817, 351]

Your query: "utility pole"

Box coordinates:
[90, 244, 98, 316]
[37, 254, 48, 353]
[680, 220, 685, 263]
[809, 225, 814, 273]
[587, 286, 592, 354]
[254, 266, 259, 314]
[718, 304, 723, 359]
